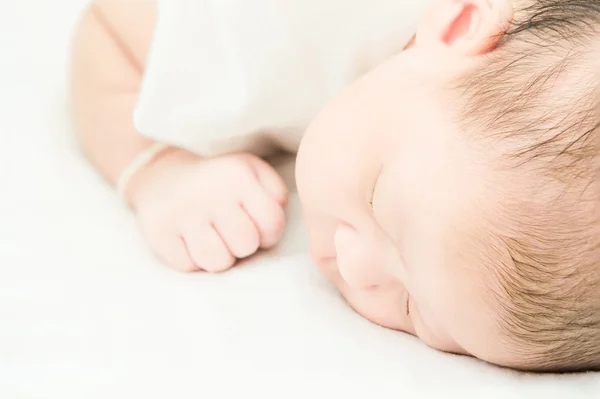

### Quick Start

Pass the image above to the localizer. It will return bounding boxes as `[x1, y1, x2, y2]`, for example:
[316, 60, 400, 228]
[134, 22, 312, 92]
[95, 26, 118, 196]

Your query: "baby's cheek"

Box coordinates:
[408, 302, 463, 354]
[344, 289, 411, 332]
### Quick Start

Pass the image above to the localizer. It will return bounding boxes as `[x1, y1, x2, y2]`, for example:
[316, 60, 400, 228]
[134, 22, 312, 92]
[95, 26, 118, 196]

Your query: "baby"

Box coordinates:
[71, 0, 599, 372]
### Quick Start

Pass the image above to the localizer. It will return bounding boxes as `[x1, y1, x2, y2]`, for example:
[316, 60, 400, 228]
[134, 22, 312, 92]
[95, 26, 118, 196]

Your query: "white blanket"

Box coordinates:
[0, 1, 597, 398]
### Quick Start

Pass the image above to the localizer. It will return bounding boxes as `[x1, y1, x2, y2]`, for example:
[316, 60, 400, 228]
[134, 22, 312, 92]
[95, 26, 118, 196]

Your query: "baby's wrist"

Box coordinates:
[125, 146, 199, 209]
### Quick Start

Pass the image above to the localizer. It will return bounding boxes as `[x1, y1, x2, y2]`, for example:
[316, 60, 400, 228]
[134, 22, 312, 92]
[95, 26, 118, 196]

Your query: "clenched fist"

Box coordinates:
[128, 149, 288, 272]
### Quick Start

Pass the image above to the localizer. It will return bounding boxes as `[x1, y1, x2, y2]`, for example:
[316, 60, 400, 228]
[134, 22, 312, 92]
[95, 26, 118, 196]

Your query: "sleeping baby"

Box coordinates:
[71, 0, 599, 372]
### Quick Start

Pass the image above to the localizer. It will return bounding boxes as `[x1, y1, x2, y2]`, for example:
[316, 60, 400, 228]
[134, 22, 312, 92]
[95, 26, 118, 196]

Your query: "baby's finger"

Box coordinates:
[243, 155, 289, 206]
[242, 185, 286, 249]
[213, 206, 260, 259]
[154, 235, 200, 273]
[182, 223, 235, 273]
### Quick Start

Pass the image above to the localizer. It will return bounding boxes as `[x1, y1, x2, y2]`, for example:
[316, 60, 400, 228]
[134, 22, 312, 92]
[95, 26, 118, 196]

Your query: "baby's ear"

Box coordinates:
[415, 0, 513, 56]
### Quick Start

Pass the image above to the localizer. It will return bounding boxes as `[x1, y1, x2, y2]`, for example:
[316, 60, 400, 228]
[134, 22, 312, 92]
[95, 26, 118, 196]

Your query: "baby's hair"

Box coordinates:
[459, 0, 599, 372]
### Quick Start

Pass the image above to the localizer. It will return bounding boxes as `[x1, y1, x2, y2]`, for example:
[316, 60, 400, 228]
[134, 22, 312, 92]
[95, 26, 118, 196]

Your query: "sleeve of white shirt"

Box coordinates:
[134, 0, 434, 157]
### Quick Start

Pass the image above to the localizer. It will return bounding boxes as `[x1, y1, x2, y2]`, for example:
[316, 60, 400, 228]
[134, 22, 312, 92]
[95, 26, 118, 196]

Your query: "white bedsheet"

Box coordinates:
[0, 1, 597, 398]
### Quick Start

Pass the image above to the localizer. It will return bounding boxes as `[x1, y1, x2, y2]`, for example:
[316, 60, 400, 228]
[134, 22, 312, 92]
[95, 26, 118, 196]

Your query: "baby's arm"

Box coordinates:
[71, 0, 288, 272]
[71, 0, 157, 190]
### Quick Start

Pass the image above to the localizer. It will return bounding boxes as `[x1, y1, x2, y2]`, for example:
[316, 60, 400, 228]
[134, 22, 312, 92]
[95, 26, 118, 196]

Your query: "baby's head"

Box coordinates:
[296, 0, 599, 372]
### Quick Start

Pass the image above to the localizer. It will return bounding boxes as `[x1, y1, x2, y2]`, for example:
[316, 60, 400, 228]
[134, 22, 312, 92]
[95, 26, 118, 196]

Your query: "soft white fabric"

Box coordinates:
[1, 1, 599, 398]
[134, 0, 434, 156]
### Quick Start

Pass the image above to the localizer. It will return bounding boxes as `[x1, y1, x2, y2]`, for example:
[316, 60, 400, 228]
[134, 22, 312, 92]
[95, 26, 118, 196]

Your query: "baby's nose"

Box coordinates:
[334, 224, 384, 290]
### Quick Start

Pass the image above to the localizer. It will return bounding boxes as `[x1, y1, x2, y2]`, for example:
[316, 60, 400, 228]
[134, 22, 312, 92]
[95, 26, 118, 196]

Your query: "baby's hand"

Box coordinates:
[128, 149, 288, 272]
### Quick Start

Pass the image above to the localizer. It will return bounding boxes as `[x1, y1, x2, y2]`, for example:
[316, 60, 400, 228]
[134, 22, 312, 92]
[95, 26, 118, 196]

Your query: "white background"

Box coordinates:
[0, 1, 598, 398]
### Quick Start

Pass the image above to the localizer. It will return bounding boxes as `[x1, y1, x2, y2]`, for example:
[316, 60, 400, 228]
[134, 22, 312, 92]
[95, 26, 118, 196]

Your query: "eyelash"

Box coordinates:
[370, 166, 385, 211]
[368, 186, 376, 210]
[370, 169, 411, 317]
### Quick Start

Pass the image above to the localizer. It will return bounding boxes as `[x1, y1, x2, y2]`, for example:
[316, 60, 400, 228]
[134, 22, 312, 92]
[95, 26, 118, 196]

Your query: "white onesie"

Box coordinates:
[134, 0, 434, 157]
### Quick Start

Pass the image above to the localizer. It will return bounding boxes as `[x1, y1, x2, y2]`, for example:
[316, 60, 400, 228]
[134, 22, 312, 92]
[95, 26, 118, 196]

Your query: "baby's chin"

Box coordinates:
[338, 279, 528, 368]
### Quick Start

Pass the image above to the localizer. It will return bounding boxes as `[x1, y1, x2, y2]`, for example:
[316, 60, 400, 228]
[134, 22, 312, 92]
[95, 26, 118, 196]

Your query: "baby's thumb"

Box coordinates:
[245, 155, 289, 207]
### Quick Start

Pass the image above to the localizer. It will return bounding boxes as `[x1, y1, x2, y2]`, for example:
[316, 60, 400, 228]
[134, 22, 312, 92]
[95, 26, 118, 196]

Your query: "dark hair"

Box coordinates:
[459, 0, 600, 372]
